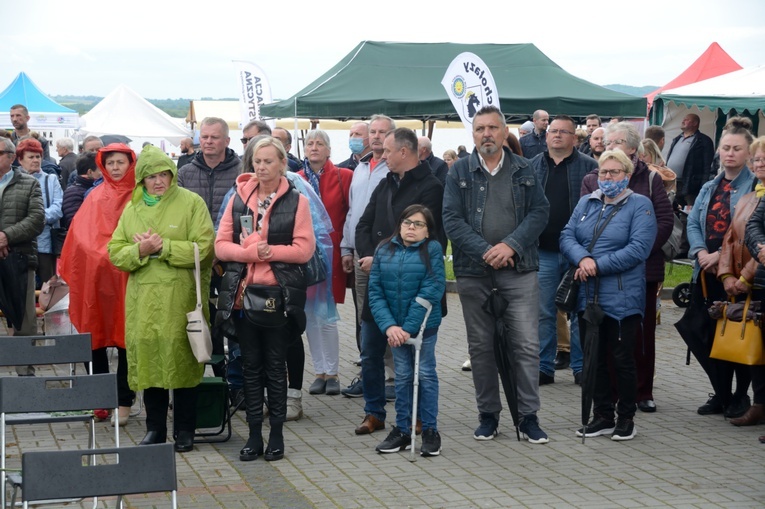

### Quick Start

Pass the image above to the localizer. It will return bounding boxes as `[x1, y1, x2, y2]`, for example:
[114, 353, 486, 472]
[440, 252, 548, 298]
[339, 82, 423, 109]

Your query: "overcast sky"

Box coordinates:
[3, 0, 764, 101]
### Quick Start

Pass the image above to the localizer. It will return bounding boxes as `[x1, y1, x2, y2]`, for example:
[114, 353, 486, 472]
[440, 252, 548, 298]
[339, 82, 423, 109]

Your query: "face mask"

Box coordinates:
[598, 177, 629, 198]
[349, 137, 365, 155]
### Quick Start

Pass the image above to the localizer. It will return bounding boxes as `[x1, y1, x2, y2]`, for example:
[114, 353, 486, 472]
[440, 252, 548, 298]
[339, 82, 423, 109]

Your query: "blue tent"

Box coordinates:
[0, 72, 79, 128]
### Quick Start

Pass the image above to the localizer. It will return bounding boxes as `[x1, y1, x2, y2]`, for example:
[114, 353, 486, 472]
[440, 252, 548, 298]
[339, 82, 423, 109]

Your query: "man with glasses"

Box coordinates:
[444, 105, 550, 444]
[666, 114, 714, 207]
[351, 127, 445, 435]
[0, 138, 45, 375]
[519, 109, 549, 159]
[582, 122, 674, 414]
[531, 115, 598, 386]
[240, 120, 271, 150]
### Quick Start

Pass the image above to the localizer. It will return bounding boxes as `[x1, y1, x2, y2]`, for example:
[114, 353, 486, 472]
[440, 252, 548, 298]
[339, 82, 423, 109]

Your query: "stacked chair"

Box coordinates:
[0, 333, 177, 508]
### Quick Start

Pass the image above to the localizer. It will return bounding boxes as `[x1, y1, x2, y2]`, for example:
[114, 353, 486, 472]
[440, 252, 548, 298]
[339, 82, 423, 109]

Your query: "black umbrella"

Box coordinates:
[99, 134, 132, 145]
[0, 252, 30, 330]
[674, 275, 713, 372]
[482, 270, 520, 441]
[580, 279, 605, 444]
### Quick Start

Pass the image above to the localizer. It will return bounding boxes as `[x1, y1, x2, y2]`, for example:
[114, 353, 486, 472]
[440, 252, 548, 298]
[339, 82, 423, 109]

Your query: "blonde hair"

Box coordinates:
[598, 149, 634, 175]
[641, 139, 665, 166]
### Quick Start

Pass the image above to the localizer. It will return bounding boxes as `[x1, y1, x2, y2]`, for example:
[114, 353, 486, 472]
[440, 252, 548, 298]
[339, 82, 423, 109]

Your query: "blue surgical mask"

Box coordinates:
[349, 137, 365, 155]
[598, 177, 629, 198]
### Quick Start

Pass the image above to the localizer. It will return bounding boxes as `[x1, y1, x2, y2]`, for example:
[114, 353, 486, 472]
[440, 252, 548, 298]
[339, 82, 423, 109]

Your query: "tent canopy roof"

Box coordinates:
[0, 72, 76, 114]
[645, 43, 742, 106]
[261, 41, 646, 122]
[80, 85, 190, 143]
[656, 64, 765, 114]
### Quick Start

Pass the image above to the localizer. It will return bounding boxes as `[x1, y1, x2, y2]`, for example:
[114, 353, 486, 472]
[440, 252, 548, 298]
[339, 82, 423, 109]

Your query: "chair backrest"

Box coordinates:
[0, 373, 117, 415]
[0, 334, 92, 367]
[22, 444, 177, 507]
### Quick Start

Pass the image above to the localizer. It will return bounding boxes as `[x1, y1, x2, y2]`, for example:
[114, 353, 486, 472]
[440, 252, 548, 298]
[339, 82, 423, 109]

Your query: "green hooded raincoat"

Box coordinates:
[108, 146, 214, 391]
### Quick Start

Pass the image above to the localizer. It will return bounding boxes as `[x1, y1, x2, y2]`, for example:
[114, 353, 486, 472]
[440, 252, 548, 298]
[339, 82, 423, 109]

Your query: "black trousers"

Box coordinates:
[91, 347, 135, 407]
[234, 313, 288, 425]
[144, 386, 198, 434]
[285, 324, 304, 390]
[581, 313, 640, 420]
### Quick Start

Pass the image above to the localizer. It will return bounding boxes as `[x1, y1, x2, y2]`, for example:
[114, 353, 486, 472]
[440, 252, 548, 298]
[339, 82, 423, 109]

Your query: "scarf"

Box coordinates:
[302, 160, 323, 197]
[142, 187, 162, 206]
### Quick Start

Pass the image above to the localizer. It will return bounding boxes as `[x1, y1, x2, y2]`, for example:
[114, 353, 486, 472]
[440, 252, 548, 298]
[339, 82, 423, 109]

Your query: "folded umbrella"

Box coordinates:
[482, 270, 520, 441]
[580, 281, 605, 444]
[674, 275, 713, 372]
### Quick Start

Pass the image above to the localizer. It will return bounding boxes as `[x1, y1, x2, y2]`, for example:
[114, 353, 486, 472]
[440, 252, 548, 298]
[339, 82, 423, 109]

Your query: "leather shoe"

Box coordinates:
[355, 414, 385, 435]
[539, 372, 555, 385]
[730, 403, 765, 426]
[724, 394, 751, 419]
[554, 351, 570, 370]
[638, 400, 657, 413]
[174, 430, 194, 453]
[574, 371, 582, 386]
[264, 446, 284, 461]
[239, 445, 264, 461]
[139, 430, 167, 445]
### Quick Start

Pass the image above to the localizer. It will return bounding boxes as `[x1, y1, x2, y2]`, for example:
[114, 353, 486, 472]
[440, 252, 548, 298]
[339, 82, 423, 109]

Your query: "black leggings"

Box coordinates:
[89, 347, 135, 407]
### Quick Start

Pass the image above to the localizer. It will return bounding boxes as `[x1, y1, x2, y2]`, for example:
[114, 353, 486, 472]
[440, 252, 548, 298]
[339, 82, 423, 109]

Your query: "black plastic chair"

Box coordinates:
[21, 444, 178, 508]
[0, 333, 93, 374]
[1, 373, 118, 508]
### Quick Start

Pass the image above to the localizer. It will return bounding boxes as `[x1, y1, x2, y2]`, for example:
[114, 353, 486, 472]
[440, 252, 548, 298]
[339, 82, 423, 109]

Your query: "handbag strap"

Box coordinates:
[193, 242, 203, 310]
[587, 200, 626, 252]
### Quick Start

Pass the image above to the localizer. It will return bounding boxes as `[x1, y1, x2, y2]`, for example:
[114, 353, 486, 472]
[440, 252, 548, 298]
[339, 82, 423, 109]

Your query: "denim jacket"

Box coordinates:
[443, 147, 550, 276]
[687, 166, 754, 280]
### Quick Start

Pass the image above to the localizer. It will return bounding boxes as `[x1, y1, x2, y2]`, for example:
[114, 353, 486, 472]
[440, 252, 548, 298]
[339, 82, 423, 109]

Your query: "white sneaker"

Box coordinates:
[462, 358, 472, 371]
[286, 388, 303, 421]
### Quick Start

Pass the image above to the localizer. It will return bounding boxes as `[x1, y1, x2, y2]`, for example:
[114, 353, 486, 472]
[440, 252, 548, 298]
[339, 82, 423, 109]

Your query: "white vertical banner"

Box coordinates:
[441, 52, 500, 137]
[232, 60, 273, 128]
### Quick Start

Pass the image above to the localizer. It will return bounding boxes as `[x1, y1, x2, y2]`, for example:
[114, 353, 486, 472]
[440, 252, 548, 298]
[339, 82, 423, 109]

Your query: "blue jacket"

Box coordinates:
[560, 190, 657, 320]
[31, 171, 63, 254]
[368, 237, 445, 336]
[443, 147, 549, 276]
[687, 167, 755, 279]
[531, 149, 599, 217]
[519, 131, 547, 159]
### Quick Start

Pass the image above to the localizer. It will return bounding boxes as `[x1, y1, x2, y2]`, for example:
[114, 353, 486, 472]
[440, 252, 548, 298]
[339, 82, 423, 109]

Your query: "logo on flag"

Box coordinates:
[441, 53, 499, 136]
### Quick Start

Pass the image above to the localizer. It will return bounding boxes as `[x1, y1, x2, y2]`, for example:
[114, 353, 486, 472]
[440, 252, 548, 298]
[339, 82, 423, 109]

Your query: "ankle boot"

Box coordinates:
[265, 422, 284, 461]
[730, 403, 765, 426]
[240, 423, 264, 461]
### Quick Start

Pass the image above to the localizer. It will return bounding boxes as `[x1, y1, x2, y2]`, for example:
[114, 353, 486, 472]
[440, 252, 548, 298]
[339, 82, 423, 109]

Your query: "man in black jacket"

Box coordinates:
[417, 136, 448, 186]
[666, 114, 715, 207]
[61, 153, 99, 228]
[352, 128, 444, 436]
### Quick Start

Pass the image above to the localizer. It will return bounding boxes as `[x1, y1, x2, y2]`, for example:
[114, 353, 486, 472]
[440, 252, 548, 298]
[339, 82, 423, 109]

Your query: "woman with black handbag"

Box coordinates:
[215, 137, 315, 462]
[560, 150, 657, 441]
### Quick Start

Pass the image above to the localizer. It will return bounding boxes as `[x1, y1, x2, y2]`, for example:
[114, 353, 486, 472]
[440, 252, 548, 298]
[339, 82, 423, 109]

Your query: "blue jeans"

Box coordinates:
[360, 319, 388, 421]
[538, 249, 582, 375]
[392, 328, 438, 433]
[227, 342, 243, 390]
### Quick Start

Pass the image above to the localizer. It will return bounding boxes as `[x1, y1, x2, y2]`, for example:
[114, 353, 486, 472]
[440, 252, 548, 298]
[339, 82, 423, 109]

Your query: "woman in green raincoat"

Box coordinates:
[109, 145, 214, 453]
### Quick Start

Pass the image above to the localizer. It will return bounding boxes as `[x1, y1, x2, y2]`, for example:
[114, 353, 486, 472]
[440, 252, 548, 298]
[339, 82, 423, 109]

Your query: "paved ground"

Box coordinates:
[3, 291, 764, 508]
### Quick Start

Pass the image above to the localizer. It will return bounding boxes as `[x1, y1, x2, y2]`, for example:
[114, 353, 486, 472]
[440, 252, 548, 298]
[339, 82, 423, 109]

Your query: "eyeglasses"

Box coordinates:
[0, 151, 14, 156]
[751, 158, 765, 165]
[401, 219, 427, 229]
[547, 129, 574, 136]
[240, 137, 253, 145]
[604, 139, 627, 146]
[597, 169, 625, 177]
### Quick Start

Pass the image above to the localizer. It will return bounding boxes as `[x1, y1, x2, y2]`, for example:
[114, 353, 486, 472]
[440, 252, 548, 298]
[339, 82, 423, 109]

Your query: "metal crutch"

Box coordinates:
[405, 297, 433, 462]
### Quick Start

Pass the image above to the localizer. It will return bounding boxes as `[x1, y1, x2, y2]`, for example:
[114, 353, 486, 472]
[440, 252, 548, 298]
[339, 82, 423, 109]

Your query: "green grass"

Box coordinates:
[443, 242, 693, 287]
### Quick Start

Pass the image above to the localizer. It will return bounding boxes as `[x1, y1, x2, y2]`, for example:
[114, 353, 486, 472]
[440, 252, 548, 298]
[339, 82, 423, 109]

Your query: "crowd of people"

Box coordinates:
[3, 100, 765, 466]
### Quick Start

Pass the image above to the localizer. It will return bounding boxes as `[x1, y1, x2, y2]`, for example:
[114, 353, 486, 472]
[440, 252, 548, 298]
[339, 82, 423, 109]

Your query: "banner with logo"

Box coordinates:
[232, 60, 273, 129]
[441, 53, 499, 137]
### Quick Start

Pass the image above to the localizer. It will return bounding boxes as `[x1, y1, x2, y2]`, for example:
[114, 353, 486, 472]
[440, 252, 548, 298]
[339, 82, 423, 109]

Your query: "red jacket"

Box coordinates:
[299, 161, 353, 304]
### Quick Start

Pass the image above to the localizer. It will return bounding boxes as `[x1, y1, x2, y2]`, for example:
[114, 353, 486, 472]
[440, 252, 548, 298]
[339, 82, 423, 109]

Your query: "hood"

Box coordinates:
[131, 145, 178, 203]
[95, 143, 137, 192]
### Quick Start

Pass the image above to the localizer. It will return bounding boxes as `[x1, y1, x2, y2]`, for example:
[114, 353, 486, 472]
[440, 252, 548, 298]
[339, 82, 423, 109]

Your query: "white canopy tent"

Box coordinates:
[653, 65, 765, 152]
[79, 84, 191, 147]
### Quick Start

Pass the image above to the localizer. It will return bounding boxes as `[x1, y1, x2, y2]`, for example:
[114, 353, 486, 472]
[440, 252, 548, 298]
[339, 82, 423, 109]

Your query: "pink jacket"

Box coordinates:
[215, 174, 315, 287]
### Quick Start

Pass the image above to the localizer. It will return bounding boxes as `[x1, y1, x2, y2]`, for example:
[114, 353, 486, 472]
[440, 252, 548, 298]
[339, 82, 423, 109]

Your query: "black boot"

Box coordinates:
[174, 430, 194, 453]
[139, 429, 167, 445]
[265, 421, 284, 461]
[240, 422, 264, 461]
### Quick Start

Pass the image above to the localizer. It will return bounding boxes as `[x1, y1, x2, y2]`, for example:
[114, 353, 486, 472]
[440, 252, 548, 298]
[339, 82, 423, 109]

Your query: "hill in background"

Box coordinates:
[52, 96, 235, 117]
[603, 84, 657, 97]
